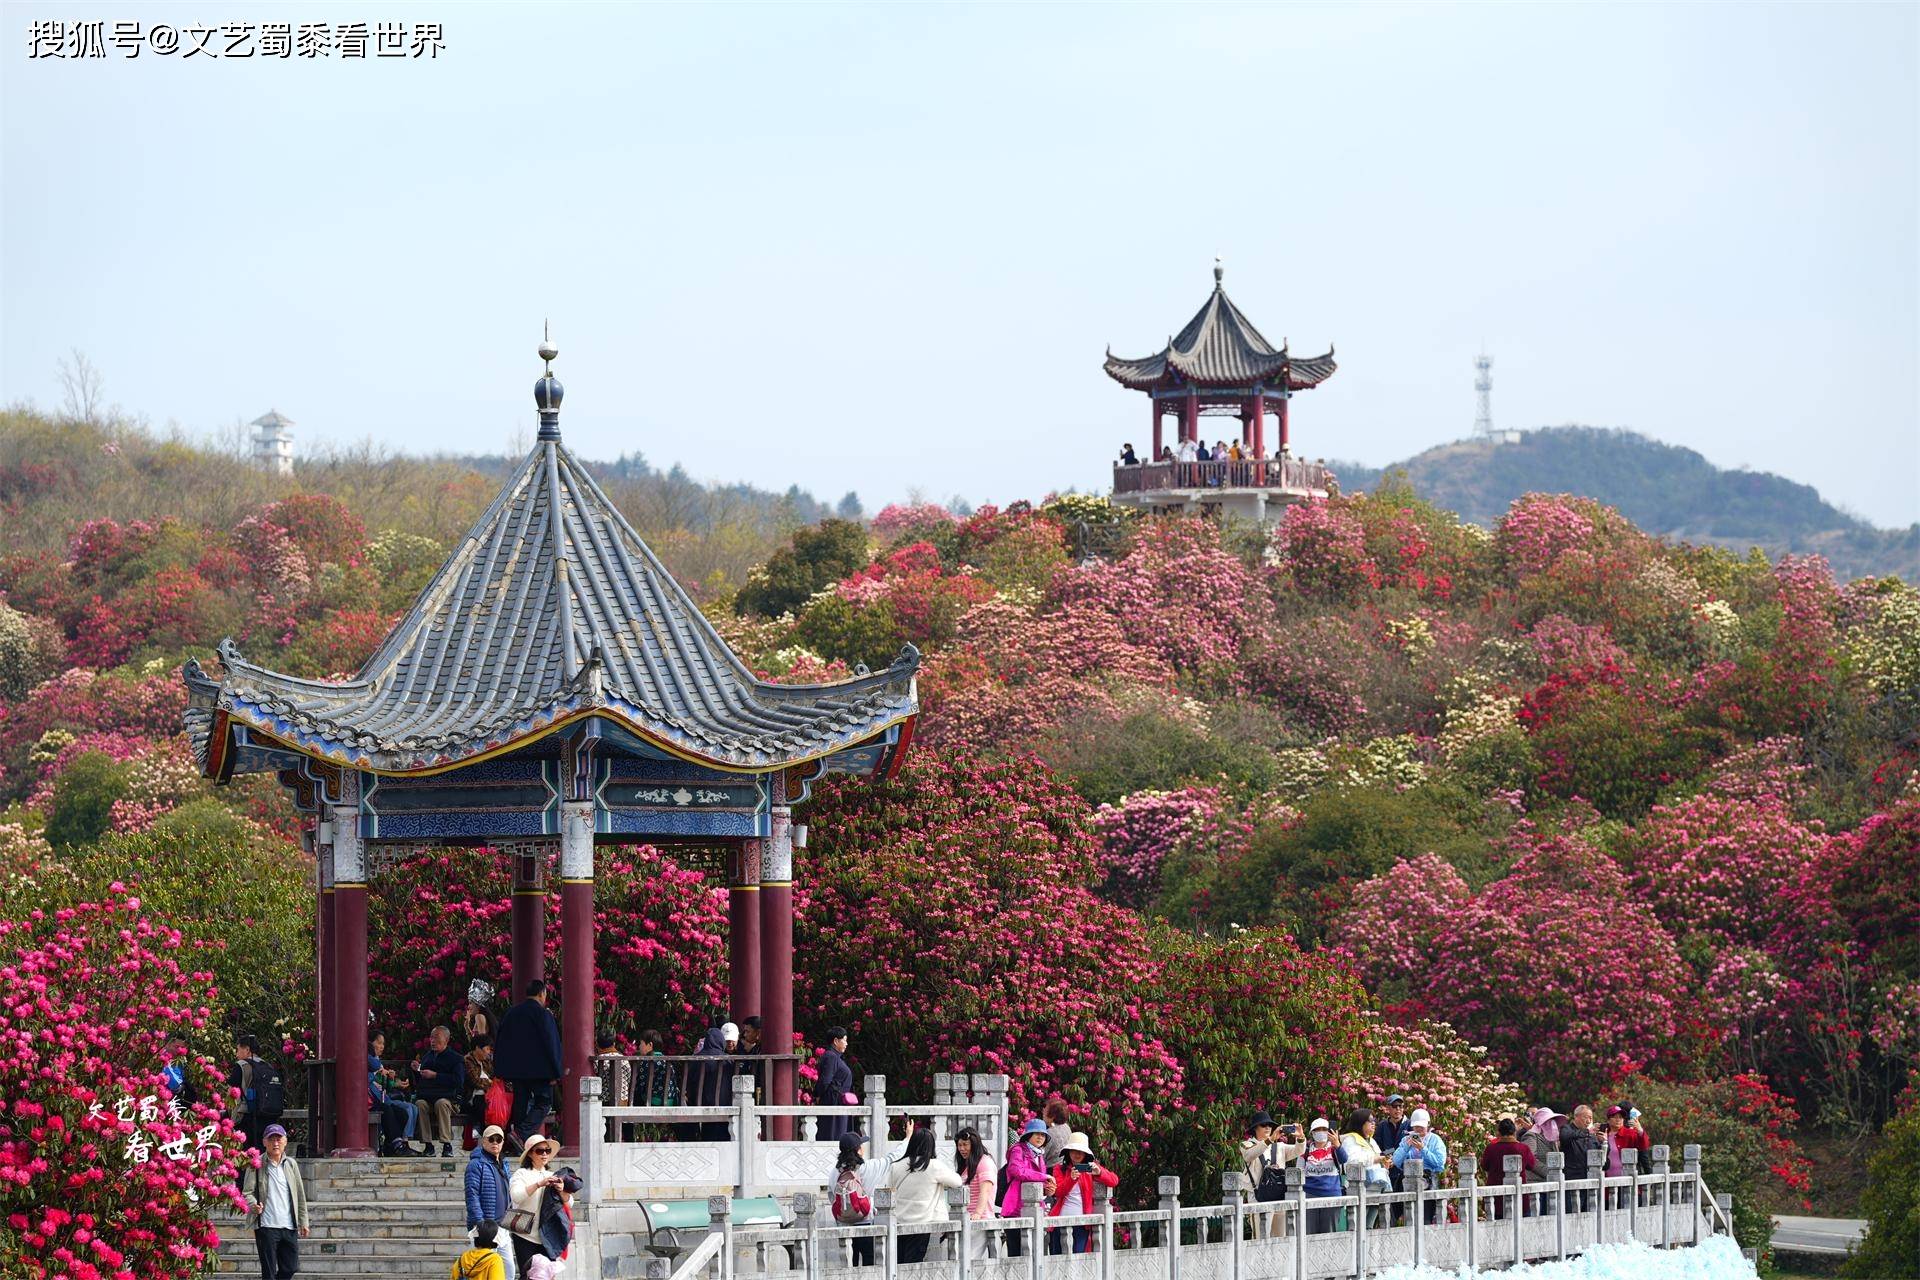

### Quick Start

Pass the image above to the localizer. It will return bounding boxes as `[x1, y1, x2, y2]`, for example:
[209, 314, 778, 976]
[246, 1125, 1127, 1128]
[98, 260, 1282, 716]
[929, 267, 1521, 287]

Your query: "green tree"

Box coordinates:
[734, 518, 870, 617]
[43, 750, 131, 849]
[1845, 1098, 1920, 1278]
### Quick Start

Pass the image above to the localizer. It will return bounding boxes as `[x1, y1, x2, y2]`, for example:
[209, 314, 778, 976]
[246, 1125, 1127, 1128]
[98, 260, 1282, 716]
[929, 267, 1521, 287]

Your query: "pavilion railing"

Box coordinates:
[1113, 458, 1334, 495]
[646, 1144, 1730, 1280]
[592, 1053, 806, 1116]
[579, 1071, 1011, 1200]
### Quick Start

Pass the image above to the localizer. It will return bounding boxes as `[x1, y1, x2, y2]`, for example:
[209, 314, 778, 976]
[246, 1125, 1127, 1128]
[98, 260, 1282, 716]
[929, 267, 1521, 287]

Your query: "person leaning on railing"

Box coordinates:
[892, 1126, 964, 1264]
[954, 1127, 996, 1260]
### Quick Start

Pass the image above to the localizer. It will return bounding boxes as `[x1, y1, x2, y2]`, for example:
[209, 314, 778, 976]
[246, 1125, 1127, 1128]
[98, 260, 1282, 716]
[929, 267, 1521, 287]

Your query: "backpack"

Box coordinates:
[251, 1061, 286, 1119]
[832, 1165, 872, 1224]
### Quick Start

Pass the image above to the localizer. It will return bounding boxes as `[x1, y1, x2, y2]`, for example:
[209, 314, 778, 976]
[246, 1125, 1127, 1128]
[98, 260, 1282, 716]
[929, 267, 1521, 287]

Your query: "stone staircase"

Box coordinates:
[213, 1157, 479, 1278]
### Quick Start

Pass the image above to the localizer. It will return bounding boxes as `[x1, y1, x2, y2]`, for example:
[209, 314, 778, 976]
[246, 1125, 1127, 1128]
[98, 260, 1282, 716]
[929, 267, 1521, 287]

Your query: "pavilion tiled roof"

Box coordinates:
[1104, 267, 1336, 393]
[184, 440, 918, 775]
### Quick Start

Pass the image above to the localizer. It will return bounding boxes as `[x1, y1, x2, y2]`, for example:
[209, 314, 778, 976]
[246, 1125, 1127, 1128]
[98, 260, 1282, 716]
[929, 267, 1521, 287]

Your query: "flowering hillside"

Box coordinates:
[2, 417, 1917, 1271]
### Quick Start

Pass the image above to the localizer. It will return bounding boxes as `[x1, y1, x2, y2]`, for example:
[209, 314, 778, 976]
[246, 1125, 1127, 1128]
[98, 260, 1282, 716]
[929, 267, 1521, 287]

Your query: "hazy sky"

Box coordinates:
[4, 3, 1916, 526]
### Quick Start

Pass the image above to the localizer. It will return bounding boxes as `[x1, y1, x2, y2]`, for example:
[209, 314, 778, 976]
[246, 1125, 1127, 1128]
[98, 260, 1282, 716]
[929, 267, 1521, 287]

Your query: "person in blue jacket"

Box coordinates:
[464, 1125, 517, 1279]
[1391, 1107, 1450, 1225]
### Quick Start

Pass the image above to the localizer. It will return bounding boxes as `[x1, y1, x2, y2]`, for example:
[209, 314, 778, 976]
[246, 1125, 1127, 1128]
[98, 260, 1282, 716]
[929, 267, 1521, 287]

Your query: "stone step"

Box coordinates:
[212, 1250, 471, 1276]
[216, 1221, 471, 1247]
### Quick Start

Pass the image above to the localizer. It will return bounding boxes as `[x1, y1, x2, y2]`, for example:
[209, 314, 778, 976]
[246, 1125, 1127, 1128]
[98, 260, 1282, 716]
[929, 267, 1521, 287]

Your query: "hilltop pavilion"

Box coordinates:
[1105, 261, 1340, 522]
[184, 332, 920, 1155]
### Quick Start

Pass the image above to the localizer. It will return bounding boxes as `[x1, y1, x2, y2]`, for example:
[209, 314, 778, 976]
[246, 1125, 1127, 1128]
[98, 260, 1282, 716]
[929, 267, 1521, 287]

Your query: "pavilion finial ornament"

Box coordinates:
[1214, 255, 1224, 287]
[534, 321, 565, 441]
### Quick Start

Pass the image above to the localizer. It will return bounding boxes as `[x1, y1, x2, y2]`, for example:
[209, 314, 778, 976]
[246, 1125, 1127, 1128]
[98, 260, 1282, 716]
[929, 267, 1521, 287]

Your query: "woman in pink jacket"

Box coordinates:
[1001, 1118, 1053, 1257]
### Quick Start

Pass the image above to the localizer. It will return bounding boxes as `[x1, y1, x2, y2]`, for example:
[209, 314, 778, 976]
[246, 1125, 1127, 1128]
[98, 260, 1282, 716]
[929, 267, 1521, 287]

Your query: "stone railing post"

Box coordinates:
[1713, 1192, 1732, 1237]
[950, 1185, 972, 1280]
[1286, 1163, 1306, 1278]
[1158, 1175, 1182, 1280]
[1650, 1146, 1672, 1249]
[1626, 1145, 1643, 1236]
[1457, 1155, 1479, 1270]
[1406, 1158, 1425, 1267]
[973, 1074, 1010, 1171]
[1681, 1144, 1701, 1242]
[707, 1195, 734, 1280]
[579, 1073, 602, 1204]
[875, 1185, 897, 1280]
[1343, 1161, 1367, 1278]
[1586, 1149, 1607, 1247]
[1097, 1178, 1117, 1280]
[1504, 1154, 1524, 1263]
[734, 1074, 758, 1193]
[867, 1075, 889, 1155]
[792, 1192, 818, 1280]
[1221, 1172, 1245, 1279]
[1544, 1151, 1566, 1260]
[933, 1072, 953, 1147]
[1026, 1179, 1049, 1280]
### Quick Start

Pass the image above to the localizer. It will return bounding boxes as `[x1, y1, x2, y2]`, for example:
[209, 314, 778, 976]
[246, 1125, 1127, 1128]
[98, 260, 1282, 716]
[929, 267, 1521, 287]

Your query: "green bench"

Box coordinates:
[639, 1196, 784, 1258]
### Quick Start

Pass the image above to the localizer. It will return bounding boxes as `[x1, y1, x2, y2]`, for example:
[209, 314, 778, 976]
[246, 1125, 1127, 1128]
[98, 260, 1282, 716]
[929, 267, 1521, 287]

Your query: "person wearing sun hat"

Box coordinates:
[1047, 1131, 1119, 1253]
[1001, 1117, 1054, 1256]
[506, 1135, 571, 1272]
[1390, 1108, 1449, 1225]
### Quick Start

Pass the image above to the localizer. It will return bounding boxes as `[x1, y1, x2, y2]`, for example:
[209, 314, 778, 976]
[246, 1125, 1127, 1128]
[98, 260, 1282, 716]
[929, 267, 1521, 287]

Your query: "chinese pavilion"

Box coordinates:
[1105, 260, 1340, 521]
[183, 332, 920, 1155]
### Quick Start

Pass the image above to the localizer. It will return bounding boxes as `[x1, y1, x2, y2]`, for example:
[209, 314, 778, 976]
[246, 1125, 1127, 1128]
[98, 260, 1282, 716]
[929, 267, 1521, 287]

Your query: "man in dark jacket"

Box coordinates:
[1560, 1105, 1603, 1212]
[1375, 1094, 1407, 1219]
[227, 1036, 270, 1151]
[493, 981, 562, 1152]
[411, 1024, 467, 1157]
[815, 1027, 854, 1143]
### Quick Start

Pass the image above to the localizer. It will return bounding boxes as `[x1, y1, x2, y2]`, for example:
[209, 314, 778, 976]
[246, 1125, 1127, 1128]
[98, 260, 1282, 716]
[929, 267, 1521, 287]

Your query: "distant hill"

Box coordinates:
[1329, 426, 1918, 581]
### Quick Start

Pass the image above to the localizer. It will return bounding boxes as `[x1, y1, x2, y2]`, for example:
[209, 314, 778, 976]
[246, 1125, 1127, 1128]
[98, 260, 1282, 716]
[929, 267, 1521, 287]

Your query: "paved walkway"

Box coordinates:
[1771, 1215, 1867, 1255]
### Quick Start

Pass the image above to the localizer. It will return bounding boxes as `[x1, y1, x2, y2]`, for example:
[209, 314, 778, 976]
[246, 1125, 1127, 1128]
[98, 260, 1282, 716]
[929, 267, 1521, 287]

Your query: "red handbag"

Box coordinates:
[484, 1079, 512, 1128]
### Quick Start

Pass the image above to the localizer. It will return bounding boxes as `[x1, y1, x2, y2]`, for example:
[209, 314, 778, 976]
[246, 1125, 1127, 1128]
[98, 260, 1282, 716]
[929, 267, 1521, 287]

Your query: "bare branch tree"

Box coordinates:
[56, 348, 104, 424]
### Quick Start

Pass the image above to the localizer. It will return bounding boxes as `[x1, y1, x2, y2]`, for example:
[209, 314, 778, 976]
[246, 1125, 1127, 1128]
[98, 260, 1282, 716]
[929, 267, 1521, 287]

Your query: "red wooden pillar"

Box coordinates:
[1183, 392, 1198, 444]
[329, 790, 372, 1156]
[317, 833, 336, 1061]
[558, 801, 595, 1151]
[1150, 401, 1163, 461]
[759, 778, 795, 1138]
[511, 849, 546, 1002]
[1252, 390, 1266, 460]
[1278, 394, 1291, 456]
[729, 842, 761, 1021]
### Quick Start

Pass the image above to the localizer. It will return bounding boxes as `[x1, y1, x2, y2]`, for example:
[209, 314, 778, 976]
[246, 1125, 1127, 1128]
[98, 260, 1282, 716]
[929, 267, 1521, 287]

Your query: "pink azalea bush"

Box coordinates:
[368, 845, 728, 1053]
[1611, 791, 1825, 954]
[1420, 827, 1694, 1101]
[0, 887, 249, 1278]
[1331, 853, 1472, 996]
[1090, 786, 1227, 908]
[797, 754, 1185, 1190]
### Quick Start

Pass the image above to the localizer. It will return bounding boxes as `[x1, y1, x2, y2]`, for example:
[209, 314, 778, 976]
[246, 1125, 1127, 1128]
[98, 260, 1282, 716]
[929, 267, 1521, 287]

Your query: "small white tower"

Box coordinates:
[251, 410, 294, 476]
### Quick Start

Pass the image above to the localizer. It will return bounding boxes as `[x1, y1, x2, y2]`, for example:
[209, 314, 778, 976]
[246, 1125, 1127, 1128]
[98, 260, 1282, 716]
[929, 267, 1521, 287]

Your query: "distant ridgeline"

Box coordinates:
[1331, 426, 1919, 581]
[438, 450, 857, 531]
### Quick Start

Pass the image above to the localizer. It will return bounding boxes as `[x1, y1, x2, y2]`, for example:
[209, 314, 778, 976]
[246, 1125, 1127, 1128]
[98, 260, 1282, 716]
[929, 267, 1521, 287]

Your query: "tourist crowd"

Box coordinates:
[214, 988, 1663, 1280]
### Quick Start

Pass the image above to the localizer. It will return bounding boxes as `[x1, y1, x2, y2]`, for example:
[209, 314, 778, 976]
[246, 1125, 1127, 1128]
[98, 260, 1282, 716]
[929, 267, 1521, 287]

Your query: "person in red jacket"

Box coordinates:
[1048, 1132, 1119, 1254]
[1479, 1118, 1536, 1220]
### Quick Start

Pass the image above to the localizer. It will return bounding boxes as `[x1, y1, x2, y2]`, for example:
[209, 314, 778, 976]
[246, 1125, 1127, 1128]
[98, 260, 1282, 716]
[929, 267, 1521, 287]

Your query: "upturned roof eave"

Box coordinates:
[213, 688, 919, 778]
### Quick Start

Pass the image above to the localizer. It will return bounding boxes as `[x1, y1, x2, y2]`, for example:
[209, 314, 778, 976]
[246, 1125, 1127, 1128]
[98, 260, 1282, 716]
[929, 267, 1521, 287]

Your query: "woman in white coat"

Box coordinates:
[890, 1126, 963, 1265]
